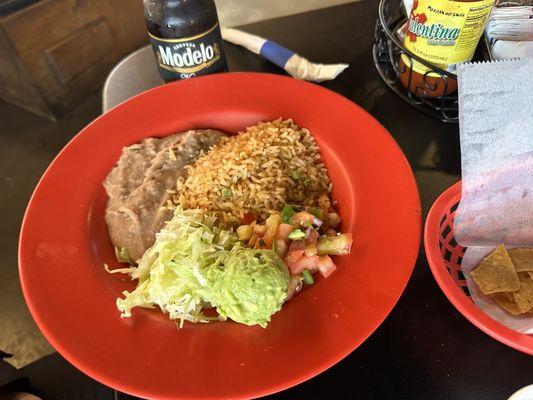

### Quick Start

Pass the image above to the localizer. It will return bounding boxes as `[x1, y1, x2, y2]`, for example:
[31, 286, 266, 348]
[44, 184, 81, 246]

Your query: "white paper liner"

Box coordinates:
[455, 59, 533, 246]
[454, 59, 533, 333]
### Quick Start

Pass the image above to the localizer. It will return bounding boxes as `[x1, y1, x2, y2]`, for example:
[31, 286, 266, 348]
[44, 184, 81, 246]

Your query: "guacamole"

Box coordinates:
[207, 247, 290, 327]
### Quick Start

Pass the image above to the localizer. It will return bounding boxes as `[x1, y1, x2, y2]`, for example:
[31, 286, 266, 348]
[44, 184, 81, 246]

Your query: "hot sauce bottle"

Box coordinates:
[399, 0, 493, 98]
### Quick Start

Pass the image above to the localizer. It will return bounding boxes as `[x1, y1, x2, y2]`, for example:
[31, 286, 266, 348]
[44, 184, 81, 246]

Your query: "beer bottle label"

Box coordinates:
[148, 23, 227, 81]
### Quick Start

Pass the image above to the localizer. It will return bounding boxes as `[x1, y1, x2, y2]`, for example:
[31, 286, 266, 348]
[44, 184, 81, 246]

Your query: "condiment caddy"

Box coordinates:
[373, 0, 493, 123]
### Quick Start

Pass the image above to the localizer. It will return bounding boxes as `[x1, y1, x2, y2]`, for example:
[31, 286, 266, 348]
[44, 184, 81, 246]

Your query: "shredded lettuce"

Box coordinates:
[114, 246, 134, 265]
[115, 208, 236, 327]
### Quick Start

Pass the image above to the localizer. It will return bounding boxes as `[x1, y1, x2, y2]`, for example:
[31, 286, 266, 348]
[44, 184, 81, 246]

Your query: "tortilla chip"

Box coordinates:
[470, 245, 520, 294]
[511, 275, 533, 313]
[508, 248, 533, 272]
[502, 291, 515, 301]
[490, 292, 522, 315]
[518, 272, 531, 280]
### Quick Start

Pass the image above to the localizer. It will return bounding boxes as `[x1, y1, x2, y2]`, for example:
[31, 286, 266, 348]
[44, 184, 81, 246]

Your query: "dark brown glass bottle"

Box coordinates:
[143, 0, 228, 82]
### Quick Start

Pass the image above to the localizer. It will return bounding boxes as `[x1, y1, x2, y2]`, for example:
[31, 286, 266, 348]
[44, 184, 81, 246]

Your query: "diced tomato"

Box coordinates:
[317, 233, 353, 255]
[263, 227, 277, 247]
[317, 255, 337, 278]
[289, 240, 305, 252]
[276, 223, 294, 241]
[284, 250, 304, 268]
[263, 214, 281, 247]
[248, 233, 258, 247]
[291, 212, 315, 228]
[319, 205, 329, 225]
[253, 224, 267, 236]
[274, 239, 288, 258]
[247, 222, 260, 247]
[328, 212, 342, 228]
[304, 228, 319, 244]
[242, 212, 257, 225]
[287, 255, 320, 275]
[254, 238, 268, 249]
[304, 242, 318, 257]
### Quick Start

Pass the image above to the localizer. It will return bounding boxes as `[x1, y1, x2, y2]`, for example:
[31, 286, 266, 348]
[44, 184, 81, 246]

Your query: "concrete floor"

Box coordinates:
[0, 95, 101, 368]
[0, 0, 358, 370]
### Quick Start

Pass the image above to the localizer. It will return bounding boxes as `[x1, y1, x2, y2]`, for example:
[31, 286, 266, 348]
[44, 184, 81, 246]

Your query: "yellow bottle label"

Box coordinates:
[403, 0, 493, 73]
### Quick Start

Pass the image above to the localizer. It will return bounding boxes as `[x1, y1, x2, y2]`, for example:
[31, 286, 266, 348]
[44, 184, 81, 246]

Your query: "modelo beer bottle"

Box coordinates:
[143, 0, 228, 82]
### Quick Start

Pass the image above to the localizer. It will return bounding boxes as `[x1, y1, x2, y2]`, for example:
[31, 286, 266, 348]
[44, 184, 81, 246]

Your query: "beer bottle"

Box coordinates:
[143, 0, 228, 82]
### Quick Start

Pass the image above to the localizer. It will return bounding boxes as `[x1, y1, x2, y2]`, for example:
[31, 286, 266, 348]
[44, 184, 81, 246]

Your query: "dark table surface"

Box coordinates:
[11, 1, 533, 399]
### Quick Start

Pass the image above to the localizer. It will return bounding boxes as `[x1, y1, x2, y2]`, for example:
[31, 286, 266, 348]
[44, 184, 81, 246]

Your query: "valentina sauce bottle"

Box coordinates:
[399, 0, 493, 97]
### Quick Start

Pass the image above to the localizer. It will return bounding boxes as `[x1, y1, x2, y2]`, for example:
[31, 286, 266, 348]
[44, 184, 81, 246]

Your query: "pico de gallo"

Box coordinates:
[235, 204, 353, 300]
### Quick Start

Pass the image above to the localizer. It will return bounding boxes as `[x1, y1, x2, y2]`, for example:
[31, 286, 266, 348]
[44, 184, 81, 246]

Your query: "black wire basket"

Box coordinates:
[373, 0, 460, 123]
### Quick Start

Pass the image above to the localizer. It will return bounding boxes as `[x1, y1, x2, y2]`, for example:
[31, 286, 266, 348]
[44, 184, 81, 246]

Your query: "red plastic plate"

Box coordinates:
[19, 73, 421, 399]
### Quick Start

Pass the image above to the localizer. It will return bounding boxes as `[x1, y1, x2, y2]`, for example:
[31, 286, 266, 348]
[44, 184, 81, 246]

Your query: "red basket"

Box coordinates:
[424, 181, 533, 355]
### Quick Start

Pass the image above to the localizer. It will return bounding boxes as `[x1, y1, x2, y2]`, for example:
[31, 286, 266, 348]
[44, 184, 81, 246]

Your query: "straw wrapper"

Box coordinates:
[454, 58, 533, 333]
[221, 28, 348, 82]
